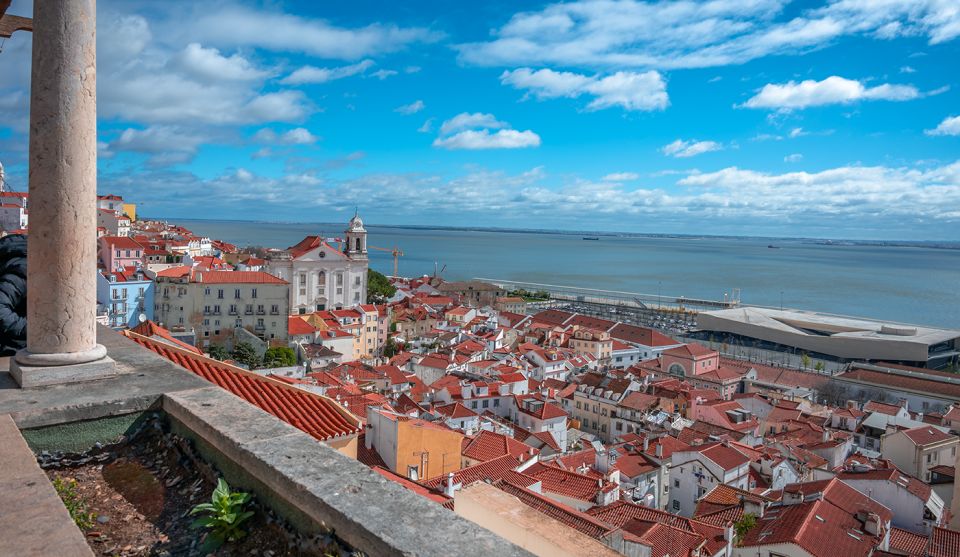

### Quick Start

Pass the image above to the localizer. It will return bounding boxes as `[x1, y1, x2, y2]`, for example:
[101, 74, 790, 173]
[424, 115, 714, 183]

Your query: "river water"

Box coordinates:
[173, 219, 960, 329]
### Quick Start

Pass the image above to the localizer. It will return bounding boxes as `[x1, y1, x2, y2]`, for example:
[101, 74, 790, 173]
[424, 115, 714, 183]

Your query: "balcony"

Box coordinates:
[256, 309, 266, 315]
[229, 309, 239, 316]
[0, 328, 525, 556]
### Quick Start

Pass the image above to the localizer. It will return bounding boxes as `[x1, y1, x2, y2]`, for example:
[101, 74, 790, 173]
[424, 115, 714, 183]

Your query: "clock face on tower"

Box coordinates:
[319, 251, 326, 258]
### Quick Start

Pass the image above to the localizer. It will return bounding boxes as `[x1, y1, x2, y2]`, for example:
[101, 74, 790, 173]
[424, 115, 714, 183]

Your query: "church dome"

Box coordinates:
[347, 211, 365, 232]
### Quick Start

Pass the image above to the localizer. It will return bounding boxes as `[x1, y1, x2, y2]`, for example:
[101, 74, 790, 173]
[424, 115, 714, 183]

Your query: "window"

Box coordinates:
[203, 319, 209, 326]
[204, 287, 211, 295]
[482, 400, 489, 409]
[336, 273, 343, 286]
[217, 289, 224, 299]
[234, 289, 241, 299]
[299, 274, 306, 285]
[672, 500, 680, 511]
[674, 479, 680, 488]
[213, 305, 220, 314]
[257, 318, 264, 327]
[271, 304, 279, 313]
[471, 401, 478, 409]
[251, 288, 257, 299]
[354, 275, 361, 286]
[355, 237, 361, 251]
[493, 399, 500, 407]
[576, 401, 581, 409]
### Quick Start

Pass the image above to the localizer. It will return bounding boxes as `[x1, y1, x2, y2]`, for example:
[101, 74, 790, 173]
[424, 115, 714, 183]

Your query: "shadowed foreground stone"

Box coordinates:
[0, 414, 94, 557]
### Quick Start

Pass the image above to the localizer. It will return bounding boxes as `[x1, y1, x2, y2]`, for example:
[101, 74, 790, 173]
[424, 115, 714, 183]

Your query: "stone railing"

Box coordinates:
[0, 327, 531, 557]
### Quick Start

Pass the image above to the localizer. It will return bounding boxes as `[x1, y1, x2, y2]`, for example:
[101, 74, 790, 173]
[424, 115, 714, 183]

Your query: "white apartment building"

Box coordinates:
[670, 442, 751, 517]
[265, 213, 369, 314]
[154, 267, 289, 346]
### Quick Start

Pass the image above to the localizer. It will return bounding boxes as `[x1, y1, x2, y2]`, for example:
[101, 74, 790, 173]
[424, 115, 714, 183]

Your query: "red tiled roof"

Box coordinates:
[356, 434, 387, 468]
[929, 526, 960, 557]
[693, 442, 751, 471]
[663, 343, 715, 358]
[523, 462, 613, 502]
[100, 236, 144, 250]
[130, 320, 202, 355]
[434, 402, 479, 420]
[121, 330, 362, 441]
[890, 527, 929, 557]
[621, 519, 707, 557]
[840, 366, 960, 401]
[741, 485, 886, 557]
[495, 481, 614, 539]
[423, 454, 519, 489]
[836, 467, 931, 501]
[288, 317, 318, 335]
[587, 500, 696, 531]
[608, 323, 679, 347]
[463, 430, 537, 463]
[194, 270, 287, 284]
[901, 426, 955, 446]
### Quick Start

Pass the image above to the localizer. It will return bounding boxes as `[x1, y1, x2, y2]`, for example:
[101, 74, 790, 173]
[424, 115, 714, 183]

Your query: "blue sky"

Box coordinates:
[1, 0, 959, 240]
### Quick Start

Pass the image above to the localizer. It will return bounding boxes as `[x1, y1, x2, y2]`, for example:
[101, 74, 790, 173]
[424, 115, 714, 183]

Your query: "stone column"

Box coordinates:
[12, 0, 114, 387]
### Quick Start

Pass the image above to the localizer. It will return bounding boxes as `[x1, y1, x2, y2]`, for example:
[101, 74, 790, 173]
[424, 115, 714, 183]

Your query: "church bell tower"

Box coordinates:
[344, 209, 367, 260]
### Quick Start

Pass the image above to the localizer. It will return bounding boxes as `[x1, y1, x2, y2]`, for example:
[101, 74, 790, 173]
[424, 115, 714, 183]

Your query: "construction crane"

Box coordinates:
[369, 245, 404, 277]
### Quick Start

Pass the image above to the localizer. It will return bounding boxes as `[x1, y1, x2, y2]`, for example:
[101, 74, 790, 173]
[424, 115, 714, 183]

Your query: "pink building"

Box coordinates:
[99, 236, 145, 272]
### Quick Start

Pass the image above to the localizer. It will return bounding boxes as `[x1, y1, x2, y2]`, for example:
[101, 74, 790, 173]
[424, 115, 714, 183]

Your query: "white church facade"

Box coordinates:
[265, 213, 369, 314]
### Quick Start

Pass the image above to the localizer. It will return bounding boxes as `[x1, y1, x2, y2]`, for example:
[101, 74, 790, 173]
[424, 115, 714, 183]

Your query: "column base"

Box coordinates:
[11, 346, 117, 388]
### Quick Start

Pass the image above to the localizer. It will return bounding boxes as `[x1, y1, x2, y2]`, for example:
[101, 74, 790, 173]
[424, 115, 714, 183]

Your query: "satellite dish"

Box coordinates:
[138, 313, 147, 323]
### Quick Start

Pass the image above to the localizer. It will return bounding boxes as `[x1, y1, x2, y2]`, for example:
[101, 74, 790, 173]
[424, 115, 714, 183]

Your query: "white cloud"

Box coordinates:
[186, 5, 439, 59]
[417, 119, 434, 133]
[254, 127, 320, 145]
[661, 139, 723, 158]
[371, 69, 398, 80]
[603, 172, 639, 181]
[433, 112, 540, 150]
[743, 76, 921, 109]
[99, 159, 960, 236]
[788, 127, 808, 138]
[439, 113, 508, 135]
[172, 43, 271, 82]
[926, 115, 960, 136]
[900, 65, 917, 73]
[784, 153, 803, 162]
[500, 68, 594, 99]
[457, 0, 960, 70]
[280, 60, 375, 85]
[500, 68, 668, 111]
[395, 100, 426, 115]
[109, 126, 208, 166]
[433, 129, 542, 150]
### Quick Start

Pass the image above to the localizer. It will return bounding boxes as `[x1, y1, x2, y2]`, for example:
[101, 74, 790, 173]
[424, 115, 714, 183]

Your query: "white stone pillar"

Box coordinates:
[12, 0, 113, 387]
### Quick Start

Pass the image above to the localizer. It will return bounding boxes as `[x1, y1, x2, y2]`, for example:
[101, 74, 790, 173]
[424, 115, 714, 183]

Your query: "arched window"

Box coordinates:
[668, 362, 686, 377]
[355, 237, 362, 251]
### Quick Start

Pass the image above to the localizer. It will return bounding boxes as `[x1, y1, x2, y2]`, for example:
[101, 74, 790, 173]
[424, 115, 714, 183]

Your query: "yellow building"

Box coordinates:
[365, 406, 464, 481]
[122, 202, 136, 221]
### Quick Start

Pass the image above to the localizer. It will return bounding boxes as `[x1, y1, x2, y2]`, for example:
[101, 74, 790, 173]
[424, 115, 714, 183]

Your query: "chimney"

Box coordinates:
[743, 498, 765, 518]
[863, 512, 880, 536]
[899, 398, 909, 410]
[846, 400, 858, 410]
[723, 521, 734, 542]
[643, 436, 650, 452]
[655, 443, 663, 459]
[443, 472, 459, 497]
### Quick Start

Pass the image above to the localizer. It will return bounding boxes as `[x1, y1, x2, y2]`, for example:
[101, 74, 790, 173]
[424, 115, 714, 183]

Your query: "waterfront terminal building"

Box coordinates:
[695, 307, 960, 369]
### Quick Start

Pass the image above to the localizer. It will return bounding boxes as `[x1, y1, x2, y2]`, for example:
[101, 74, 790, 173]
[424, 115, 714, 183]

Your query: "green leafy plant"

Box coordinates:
[53, 476, 97, 530]
[733, 513, 757, 546]
[190, 478, 255, 553]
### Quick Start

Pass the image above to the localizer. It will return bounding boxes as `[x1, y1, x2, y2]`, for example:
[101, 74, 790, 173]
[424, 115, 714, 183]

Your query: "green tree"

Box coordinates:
[207, 345, 229, 360]
[383, 336, 401, 358]
[367, 269, 397, 303]
[733, 513, 757, 546]
[814, 361, 825, 372]
[230, 342, 261, 369]
[263, 346, 297, 368]
[800, 353, 811, 369]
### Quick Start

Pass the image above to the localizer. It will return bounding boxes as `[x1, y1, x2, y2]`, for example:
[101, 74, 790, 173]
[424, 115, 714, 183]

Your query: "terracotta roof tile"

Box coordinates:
[121, 330, 361, 441]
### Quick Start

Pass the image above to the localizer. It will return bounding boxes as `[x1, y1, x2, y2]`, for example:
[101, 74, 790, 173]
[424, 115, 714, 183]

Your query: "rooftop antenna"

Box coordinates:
[0, 160, 5, 192]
